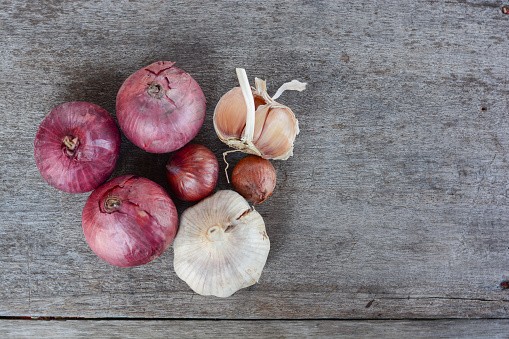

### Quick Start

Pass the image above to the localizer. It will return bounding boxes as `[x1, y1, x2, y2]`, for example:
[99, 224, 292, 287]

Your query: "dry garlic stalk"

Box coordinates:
[173, 190, 270, 298]
[213, 68, 306, 160]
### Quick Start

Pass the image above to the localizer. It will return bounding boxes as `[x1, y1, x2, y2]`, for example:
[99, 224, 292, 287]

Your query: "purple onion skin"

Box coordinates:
[116, 61, 206, 153]
[166, 143, 219, 202]
[82, 175, 178, 267]
[34, 102, 120, 193]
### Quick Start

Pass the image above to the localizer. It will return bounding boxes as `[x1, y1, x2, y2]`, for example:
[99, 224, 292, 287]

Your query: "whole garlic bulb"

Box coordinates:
[213, 68, 306, 160]
[173, 190, 270, 298]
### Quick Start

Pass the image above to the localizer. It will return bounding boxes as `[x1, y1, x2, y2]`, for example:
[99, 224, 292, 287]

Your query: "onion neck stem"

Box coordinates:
[104, 196, 122, 213]
[62, 135, 79, 156]
[236, 68, 255, 143]
[147, 82, 164, 98]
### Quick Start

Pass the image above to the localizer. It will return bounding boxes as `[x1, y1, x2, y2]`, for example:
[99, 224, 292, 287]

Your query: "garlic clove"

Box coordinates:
[252, 104, 272, 143]
[254, 106, 299, 160]
[173, 190, 270, 298]
[213, 87, 248, 140]
[254, 94, 267, 109]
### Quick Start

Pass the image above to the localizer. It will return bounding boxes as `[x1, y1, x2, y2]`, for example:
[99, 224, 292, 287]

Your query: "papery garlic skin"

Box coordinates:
[173, 190, 270, 298]
[213, 71, 305, 160]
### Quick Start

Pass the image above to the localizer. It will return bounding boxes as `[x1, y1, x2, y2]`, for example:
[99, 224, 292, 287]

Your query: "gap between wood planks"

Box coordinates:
[1, 316, 509, 321]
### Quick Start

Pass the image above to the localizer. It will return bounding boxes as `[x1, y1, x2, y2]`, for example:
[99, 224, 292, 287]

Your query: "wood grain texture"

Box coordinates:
[1, 0, 509, 321]
[1, 320, 509, 338]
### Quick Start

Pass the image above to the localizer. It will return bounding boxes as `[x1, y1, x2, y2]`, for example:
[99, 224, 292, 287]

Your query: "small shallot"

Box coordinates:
[232, 155, 276, 204]
[166, 143, 219, 202]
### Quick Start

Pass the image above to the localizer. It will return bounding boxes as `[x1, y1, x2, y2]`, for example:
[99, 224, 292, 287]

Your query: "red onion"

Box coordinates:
[166, 144, 219, 202]
[231, 155, 276, 204]
[82, 175, 178, 267]
[116, 61, 206, 153]
[34, 101, 120, 193]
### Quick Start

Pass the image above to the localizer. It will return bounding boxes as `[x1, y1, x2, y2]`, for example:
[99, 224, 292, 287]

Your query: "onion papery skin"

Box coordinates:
[82, 175, 178, 267]
[34, 101, 120, 193]
[166, 144, 219, 202]
[116, 61, 206, 153]
[231, 155, 276, 204]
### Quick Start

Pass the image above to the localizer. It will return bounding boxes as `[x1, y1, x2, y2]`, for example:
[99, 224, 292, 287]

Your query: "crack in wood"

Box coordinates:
[378, 296, 508, 303]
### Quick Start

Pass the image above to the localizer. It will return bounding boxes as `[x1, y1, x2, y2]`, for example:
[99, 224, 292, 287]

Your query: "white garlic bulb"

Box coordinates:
[173, 190, 270, 297]
[213, 68, 306, 160]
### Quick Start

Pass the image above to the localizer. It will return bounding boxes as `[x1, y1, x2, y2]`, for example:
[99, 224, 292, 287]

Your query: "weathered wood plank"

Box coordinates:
[1, 320, 509, 338]
[7, 290, 509, 319]
[1, 0, 509, 319]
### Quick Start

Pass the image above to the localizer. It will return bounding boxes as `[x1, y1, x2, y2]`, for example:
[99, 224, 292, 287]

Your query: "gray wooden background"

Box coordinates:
[1, 0, 509, 337]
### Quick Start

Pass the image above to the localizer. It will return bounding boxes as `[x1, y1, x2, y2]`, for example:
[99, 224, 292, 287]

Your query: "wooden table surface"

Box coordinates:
[1, 0, 509, 337]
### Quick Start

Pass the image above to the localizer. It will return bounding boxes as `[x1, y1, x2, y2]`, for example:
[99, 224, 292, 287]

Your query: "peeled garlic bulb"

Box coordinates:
[213, 68, 306, 160]
[173, 190, 270, 297]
